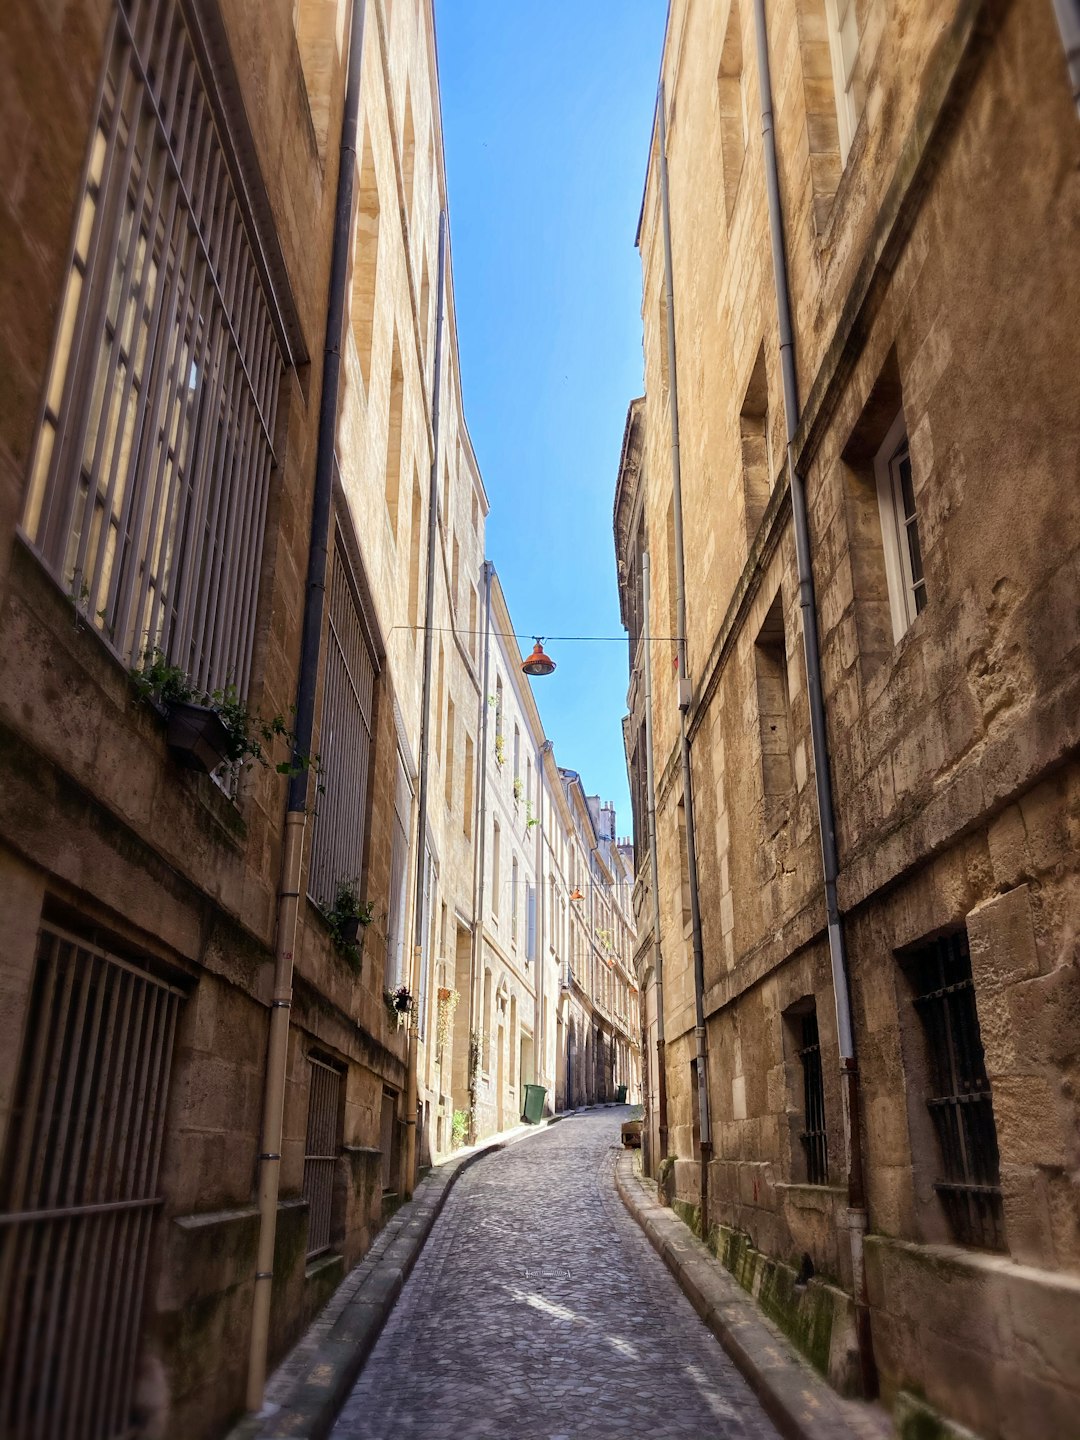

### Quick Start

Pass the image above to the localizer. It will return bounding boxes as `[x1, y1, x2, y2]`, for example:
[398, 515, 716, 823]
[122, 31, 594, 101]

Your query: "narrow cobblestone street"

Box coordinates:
[331, 1110, 781, 1439]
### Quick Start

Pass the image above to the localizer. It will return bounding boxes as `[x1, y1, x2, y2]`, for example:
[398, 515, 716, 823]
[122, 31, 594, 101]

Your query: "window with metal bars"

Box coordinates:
[797, 1010, 829, 1186]
[308, 531, 377, 908]
[22, 0, 283, 702]
[0, 924, 183, 1439]
[303, 1056, 343, 1260]
[908, 931, 1005, 1250]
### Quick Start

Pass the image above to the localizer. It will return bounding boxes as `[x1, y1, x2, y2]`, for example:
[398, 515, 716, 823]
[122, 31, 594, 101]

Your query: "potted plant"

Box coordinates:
[512, 776, 524, 803]
[385, 984, 414, 1026]
[319, 878, 374, 970]
[132, 648, 307, 780]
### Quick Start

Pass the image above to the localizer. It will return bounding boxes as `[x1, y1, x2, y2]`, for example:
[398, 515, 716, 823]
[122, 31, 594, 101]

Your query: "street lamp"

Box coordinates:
[521, 638, 556, 677]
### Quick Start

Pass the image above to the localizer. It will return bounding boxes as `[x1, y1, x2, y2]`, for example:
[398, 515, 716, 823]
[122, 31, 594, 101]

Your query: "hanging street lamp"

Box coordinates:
[521, 637, 556, 677]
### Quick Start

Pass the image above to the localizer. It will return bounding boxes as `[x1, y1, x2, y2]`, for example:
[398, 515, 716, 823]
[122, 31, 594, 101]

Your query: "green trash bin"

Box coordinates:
[522, 1083, 546, 1124]
[616, 1084, 628, 1103]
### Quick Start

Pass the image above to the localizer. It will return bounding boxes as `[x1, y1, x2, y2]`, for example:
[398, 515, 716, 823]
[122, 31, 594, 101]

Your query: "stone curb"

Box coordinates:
[227, 1118, 557, 1440]
[614, 1155, 894, 1440]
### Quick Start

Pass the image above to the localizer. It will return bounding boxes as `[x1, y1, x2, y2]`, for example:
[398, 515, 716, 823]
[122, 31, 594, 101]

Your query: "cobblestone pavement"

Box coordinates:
[332, 1109, 782, 1440]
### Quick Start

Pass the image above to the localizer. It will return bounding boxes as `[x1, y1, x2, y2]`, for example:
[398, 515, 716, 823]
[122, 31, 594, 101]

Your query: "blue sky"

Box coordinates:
[436, 1, 666, 836]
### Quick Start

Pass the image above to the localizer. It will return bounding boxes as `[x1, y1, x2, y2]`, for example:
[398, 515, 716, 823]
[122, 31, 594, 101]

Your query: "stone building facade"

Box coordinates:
[0, 0, 488, 1434]
[618, 2, 1080, 1437]
[0, 4, 639, 1433]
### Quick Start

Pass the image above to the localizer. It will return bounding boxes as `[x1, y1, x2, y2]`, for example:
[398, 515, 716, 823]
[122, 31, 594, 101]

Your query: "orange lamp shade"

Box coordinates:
[522, 640, 555, 677]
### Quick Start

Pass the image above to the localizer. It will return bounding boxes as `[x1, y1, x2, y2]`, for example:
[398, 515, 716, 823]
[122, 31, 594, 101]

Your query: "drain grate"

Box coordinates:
[522, 1266, 571, 1281]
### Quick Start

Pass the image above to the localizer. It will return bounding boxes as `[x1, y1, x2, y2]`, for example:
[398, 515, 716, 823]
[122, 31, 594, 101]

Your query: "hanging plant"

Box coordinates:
[524, 800, 539, 830]
[131, 648, 317, 781]
[494, 732, 507, 767]
[318, 878, 374, 971]
[385, 985, 414, 1026]
[512, 776, 524, 803]
[436, 988, 459, 1053]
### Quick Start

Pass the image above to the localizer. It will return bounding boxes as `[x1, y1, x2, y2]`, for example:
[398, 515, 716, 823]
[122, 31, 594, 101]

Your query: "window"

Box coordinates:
[401, 83, 416, 225]
[0, 925, 183, 1435]
[22, 0, 283, 700]
[385, 749, 413, 988]
[797, 1008, 828, 1184]
[408, 468, 423, 628]
[512, 857, 520, 946]
[907, 931, 1004, 1250]
[293, 0, 347, 159]
[513, 724, 521, 787]
[303, 1057, 343, 1258]
[740, 345, 774, 545]
[308, 532, 376, 906]
[526, 882, 536, 961]
[491, 818, 501, 918]
[874, 411, 927, 640]
[444, 697, 455, 810]
[353, 131, 380, 388]
[717, 0, 746, 222]
[384, 338, 403, 531]
[482, 968, 493, 1071]
[824, 0, 861, 163]
[754, 592, 793, 820]
[463, 733, 474, 838]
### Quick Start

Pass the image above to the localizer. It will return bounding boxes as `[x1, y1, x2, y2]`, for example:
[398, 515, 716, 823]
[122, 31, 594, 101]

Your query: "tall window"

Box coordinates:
[717, 0, 747, 222]
[353, 131, 380, 389]
[385, 749, 413, 988]
[754, 591, 793, 824]
[511, 857, 520, 947]
[491, 819, 501, 918]
[907, 931, 1004, 1250]
[0, 925, 183, 1436]
[303, 1057, 343, 1259]
[308, 533, 376, 906]
[22, 0, 283, 699]
[797, 1008, 828, 1184]
[874, 412, 927, 640]
[824, 0, 861, 163]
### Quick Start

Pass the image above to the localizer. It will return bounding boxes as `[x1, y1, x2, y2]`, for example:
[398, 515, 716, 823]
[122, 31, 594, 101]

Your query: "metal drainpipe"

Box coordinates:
[245, 0, 366, 1413]
[751, 0, 876, 1396]
[641, 552, 668, 1164]
[1052, 0, 1080, 114]
[657, 80, 712, 1229]
[467, 559, 494, 1142]
[535, 742, 548, 1097]
[404, 207, 447, 1196]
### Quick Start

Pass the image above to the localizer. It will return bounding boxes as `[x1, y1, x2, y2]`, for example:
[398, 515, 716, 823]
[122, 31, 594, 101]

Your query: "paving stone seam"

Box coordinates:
[613, 1154, 895, 1440]
[227, 1120, 558, 1440]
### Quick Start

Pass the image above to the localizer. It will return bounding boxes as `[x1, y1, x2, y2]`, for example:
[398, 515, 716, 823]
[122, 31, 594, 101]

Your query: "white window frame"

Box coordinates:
[824, 0, 861, 163]
[874, 410, 924, 642]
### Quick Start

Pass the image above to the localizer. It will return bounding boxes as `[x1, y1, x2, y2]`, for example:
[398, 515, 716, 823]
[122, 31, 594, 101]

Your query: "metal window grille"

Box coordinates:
[798, 1011, 829, 1186]
[910, 932, 1004, 1250]
[308, 534, 376, 906]
[385, 750, 413, 989]
[302, 1057, 342, 1260]
[22, 0, 282, 699]
[0, 925, 183, 1439]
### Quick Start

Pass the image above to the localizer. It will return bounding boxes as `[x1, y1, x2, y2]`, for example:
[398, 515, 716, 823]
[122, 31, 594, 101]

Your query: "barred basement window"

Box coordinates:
[0, 924, 183, 1438]
[798, 1010, 829, 1185]
[22, 0, 283, 700]
[909, 931, 1005, 1250]
[308, 532, 377, 908]
[303, 1056, 343, 1259]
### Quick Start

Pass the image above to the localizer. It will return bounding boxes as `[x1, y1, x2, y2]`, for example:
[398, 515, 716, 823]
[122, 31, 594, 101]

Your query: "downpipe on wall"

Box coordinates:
[641, 552, 668, 1164]
[405, 208, 448, 1195]
[246, 0, 366, 1413]
[658, 82, 712, 1230]
[751, 0, 876, 1397]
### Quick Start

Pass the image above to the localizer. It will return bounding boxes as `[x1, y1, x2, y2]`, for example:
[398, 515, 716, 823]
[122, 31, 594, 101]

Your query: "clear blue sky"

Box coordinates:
[436, 1, 666, 837]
